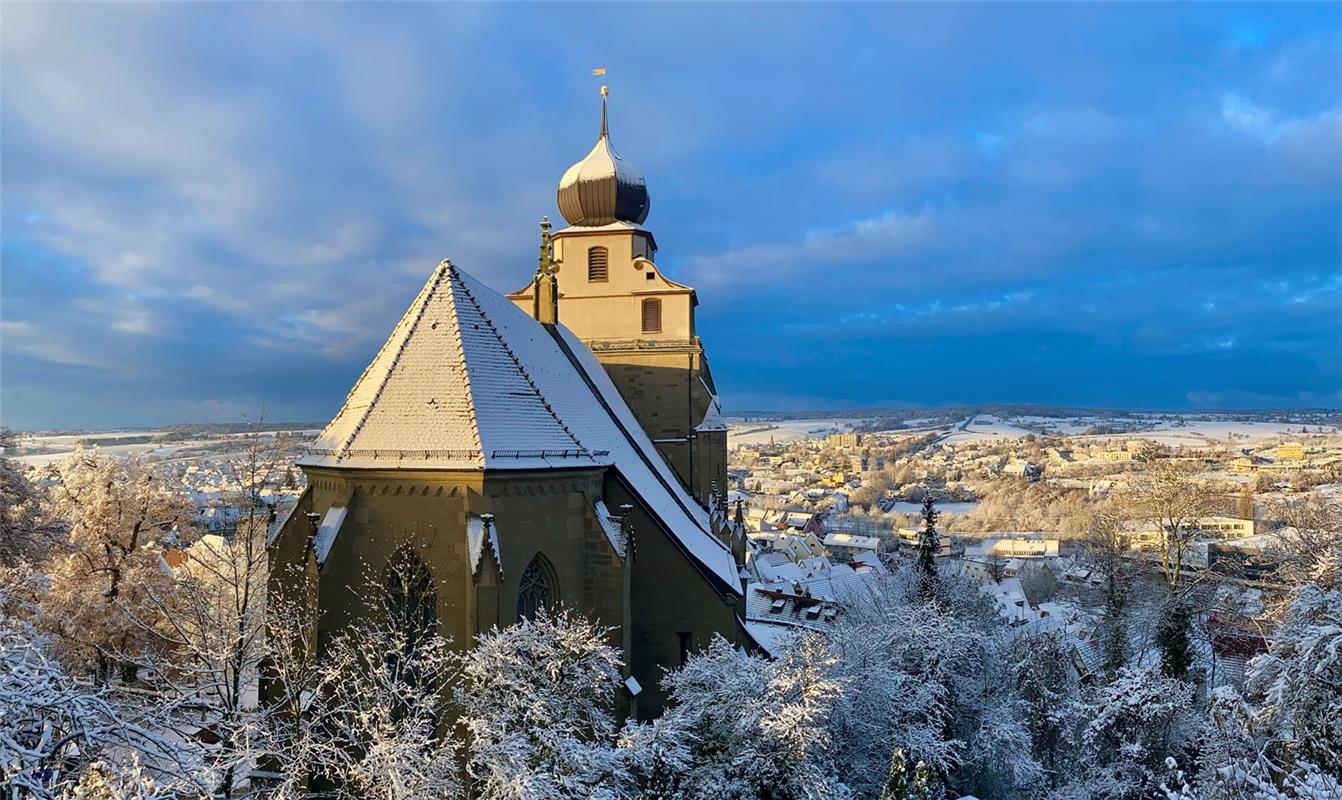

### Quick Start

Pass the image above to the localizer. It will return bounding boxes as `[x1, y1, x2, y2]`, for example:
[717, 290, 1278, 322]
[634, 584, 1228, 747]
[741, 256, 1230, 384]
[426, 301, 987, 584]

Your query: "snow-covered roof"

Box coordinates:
[300, 261, 600, 472]
[466, 515, 503, 577]
[593, 500, 626, 559]
[550, 321, 738, 591]
[823, 532, 880, 550]
[743, 620, 803, 657]
[265, 496, 301, 548]
[301, 261, 738, 594]
[313, 506, 347, 567]
[695, 384, 727, 433]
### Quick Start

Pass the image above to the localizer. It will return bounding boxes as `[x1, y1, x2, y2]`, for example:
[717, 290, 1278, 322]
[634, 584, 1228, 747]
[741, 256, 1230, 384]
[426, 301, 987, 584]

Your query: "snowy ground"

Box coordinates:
[939, 414, 1037, 445]
[971, 414, 1334, 449]
[12, 441, 216, 468]
[11, 430, 322, 468]
[727, 418, 871, 446]
[889, 500, 981, 515]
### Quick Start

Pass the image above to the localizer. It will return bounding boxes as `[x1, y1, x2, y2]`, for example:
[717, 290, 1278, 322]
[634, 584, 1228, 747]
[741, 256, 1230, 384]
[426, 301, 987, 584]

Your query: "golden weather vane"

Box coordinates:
[593, 68, 610, 136]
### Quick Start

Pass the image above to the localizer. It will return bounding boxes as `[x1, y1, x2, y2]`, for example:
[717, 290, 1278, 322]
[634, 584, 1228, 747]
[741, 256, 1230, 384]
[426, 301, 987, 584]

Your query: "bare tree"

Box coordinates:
[1111, 457, 1222, 678]
[134, 419, 295, 798]
[1264, 494, 1342, 594]
[1114, 458, 1220, 593]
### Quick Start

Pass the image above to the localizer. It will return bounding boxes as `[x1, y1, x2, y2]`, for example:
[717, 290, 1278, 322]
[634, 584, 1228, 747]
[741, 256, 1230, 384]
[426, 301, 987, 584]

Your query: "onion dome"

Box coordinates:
[556, 86, 650, 227]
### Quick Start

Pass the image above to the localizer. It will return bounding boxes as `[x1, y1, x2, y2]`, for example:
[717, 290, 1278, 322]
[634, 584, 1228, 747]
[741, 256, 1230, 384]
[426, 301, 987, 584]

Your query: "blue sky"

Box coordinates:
[2, 3, 1339, 429]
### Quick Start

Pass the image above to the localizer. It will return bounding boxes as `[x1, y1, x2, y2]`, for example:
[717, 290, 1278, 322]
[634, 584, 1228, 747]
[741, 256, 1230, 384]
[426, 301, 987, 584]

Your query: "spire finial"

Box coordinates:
[533, 217, 558, 325]
[537, 216, 553, 272]
[600, 85, 609, 139]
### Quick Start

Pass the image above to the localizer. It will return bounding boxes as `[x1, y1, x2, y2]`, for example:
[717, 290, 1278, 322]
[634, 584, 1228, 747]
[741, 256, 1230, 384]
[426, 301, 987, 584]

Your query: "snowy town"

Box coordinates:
[3, 3, 1340, 800]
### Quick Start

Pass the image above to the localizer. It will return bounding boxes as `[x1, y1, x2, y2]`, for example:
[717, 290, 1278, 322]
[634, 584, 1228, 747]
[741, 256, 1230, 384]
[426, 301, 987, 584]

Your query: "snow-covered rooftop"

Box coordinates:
[300, 261, 739, 593]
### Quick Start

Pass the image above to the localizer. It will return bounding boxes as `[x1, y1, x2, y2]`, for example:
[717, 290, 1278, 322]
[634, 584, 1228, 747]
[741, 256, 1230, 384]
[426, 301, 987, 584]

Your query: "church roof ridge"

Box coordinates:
[328, 263, 450, 457]
[452, 264, 585, 453]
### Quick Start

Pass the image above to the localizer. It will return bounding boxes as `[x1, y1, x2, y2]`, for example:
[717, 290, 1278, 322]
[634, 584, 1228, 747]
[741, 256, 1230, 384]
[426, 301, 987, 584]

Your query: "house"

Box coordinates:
[823, 531, 882, 561]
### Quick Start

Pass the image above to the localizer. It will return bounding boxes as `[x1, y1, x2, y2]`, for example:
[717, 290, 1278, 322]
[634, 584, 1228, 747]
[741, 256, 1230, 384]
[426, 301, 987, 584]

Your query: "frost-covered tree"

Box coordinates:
[1013, 631, 1079, 791]
[1191, 687, 1260, 799]
[134, 424, 286, 798]
[1076, 664, 1197, 797]
[457, 609, 626, 800]
[0, 428, 57, 569]
[1157, 597, 1196, 679]
[639, 635, 847, 800]
[1244, 584, 1342, 779]
[823, 565, 1033, 799]
[879, 748, 910, 800]
[1084, 511, 1140, 676]
[916, 497, 940, 599]
[826, 591, 961, 791]
[1266, 496, 1342, 594]
[303, 547, 461, 800]
[40, 451, 196, 680]
[0, 618, 211, 799]
[57, 756, 168, 800]
[1113, 458, 1220, 682]
[910, 759, 940, 800]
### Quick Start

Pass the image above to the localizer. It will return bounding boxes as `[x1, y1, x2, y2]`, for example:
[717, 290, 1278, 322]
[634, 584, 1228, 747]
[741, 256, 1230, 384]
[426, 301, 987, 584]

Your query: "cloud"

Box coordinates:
[684, 210, 933, 290]
[1, 3, 1338, 427]
[1, 321, 111, 371]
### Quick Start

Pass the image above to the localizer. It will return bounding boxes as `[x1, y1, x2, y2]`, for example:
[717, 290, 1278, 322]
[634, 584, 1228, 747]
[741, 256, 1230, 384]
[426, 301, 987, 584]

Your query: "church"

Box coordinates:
[265, 86, 749, 716]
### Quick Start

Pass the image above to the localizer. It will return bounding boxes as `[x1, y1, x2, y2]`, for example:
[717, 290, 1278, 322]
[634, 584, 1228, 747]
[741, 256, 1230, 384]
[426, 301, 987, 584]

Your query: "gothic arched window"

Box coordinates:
[587, 246, 609, 282]
[516, 553, 558, 622]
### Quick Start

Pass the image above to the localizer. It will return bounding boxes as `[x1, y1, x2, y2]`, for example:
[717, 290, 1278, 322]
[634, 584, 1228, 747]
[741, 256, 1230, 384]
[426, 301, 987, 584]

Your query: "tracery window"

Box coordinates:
[517, 553, 558, 622]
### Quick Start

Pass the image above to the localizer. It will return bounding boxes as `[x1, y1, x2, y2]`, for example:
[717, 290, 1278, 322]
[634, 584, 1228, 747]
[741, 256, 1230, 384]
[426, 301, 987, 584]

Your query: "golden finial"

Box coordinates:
[600, 84, 609, 138]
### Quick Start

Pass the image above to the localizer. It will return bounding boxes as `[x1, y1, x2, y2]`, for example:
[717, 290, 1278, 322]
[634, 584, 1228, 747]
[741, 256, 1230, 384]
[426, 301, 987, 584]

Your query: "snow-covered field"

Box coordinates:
[889, 500, 980, 516]
[13, 442, 204, 468]
[11, 429, 321, 468]
[728, 418, 870, 446]
[939, 415, 1036, 445]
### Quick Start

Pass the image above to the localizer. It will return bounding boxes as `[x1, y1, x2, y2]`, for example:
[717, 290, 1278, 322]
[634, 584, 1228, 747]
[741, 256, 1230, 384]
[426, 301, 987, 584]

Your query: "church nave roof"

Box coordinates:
[300, 261, 741, 593]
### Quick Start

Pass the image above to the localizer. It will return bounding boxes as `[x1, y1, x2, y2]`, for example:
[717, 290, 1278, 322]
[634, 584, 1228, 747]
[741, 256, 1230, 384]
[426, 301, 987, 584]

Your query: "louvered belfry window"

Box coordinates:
[641, 298, 662, 333]
[587, 246, 609, 282]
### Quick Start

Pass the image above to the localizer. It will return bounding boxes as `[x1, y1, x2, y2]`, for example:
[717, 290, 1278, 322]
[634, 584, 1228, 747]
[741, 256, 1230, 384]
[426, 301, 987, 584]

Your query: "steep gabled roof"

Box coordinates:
[300, 261, 599, 471]
[300, 261, 740, 594]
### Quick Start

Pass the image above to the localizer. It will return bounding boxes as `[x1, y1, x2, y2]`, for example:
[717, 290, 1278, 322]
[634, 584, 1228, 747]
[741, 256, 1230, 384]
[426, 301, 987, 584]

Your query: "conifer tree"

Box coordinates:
[917, 497, 940, 600]
[911, 759, 941, 800]
[1156, 599, 1194, 679]
[879, 747, 910, 800]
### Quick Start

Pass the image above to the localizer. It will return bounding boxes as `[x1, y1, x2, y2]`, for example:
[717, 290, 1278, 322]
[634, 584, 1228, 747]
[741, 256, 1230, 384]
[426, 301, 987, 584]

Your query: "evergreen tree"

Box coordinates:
[879, 747, 910, 800]
[917, 497, 940, 600]
[1156, 598, 1194, 680]
[910, 759, 941, 800]
[1099, 576, 1130, 676]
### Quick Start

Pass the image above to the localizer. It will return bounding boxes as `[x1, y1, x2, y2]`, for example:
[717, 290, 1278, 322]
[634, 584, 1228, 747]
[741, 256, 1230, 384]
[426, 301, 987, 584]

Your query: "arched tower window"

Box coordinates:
[516, 553, 558, 622]
[641, 298, 662, 333]
[587, 246, 609, 282]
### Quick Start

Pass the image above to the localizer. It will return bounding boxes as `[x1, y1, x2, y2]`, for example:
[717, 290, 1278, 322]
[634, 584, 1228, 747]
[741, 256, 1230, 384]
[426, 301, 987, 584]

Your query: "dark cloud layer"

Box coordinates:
[2, 3, 1338, 428]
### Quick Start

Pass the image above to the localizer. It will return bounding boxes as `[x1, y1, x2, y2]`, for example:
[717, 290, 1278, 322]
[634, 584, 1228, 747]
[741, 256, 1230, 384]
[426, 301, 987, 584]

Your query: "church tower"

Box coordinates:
[509, 86, 728, 514]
